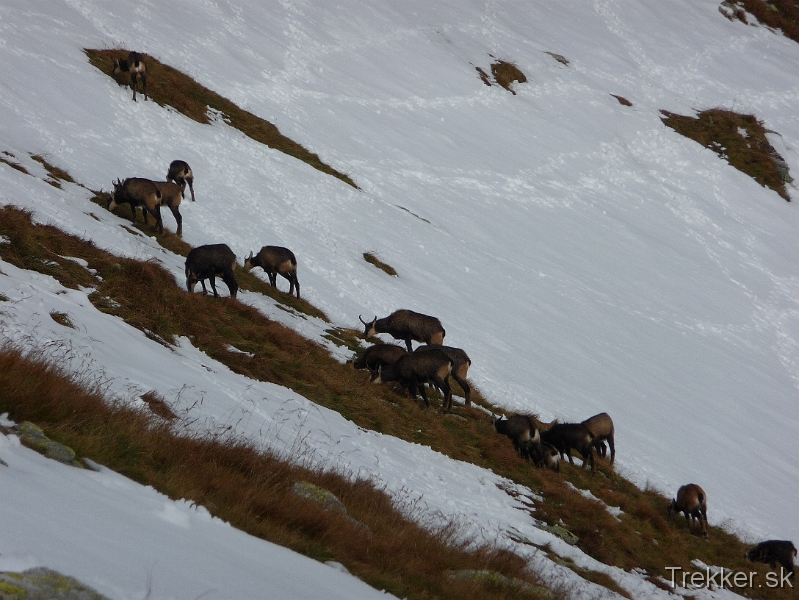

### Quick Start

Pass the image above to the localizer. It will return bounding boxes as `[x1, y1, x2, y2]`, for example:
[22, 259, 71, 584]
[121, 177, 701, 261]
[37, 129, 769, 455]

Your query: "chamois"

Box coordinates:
[351, 344, 407, 378]
[529, 441, 561, 472]
[166, 160, 195, 202]
[185, 244, 238, 298]
[113, 51, 148, 101]
[108, 178, 163, 233]
[746, 540, 796, 579]
[360, 309, 445, 352]
[493, 414, 540, 459]
[244, 246, 300, 298]
[668, 483, 708, 538]
[414, 345, 472, 406]
[153, 179, 187, 237]
[374, 349, 453, 410]
[540, 422, 595, 473]
[581, 412, 615, 464]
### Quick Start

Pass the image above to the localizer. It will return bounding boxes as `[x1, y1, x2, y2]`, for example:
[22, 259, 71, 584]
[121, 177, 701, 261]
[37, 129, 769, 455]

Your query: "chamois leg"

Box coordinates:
[168, 205, 182, 237]
[208, 276, 220, 298]
[452, 373, 471, 406]
[411, 379, 430, 407]
[434, 375, 452, 413]
[607, 436, 615, 464]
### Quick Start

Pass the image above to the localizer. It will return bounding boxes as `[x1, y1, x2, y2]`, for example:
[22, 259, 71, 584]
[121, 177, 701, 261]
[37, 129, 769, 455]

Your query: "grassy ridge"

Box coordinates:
[85, 49, 357, 189]
[1, 204, 794, 598]
[0, 344, 544, 600]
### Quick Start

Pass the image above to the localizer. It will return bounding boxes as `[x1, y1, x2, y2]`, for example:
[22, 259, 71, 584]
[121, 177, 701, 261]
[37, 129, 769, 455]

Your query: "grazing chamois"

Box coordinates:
[668, 483, 708, 538]
[540, 422, 595, 473]
[374, 349, 453, 410]
[185, 244, 238, 298]
[351, 344, 407, 378]
[360, 309, 445, 352]
[746, 540, 796, 579]
[493, 414, 539, 459]
[244, 246, 300, 298]
[153, 179, 187, 237]
[414, 345, 472, 406]
[113, 51, 148, 101]
[108, 178, 163, 233]
[581, 412, 615, 464]
[529, 441, 561, 472]
[166, 160, 195, 202]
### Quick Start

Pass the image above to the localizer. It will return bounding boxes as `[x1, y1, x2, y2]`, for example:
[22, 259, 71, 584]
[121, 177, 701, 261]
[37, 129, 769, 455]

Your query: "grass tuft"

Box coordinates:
[732, 0, 799, 44]
[363, 251, 398, 277]
[490, 60, 527, 95]
[661, 108, 791, 200]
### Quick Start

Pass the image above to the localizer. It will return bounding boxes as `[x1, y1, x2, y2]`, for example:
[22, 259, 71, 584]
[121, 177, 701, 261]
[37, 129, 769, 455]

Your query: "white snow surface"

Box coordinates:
[0, 0, 798, 598]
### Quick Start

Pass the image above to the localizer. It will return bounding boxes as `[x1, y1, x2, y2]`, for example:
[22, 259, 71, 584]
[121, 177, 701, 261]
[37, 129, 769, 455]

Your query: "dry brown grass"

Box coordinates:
[85, 49, 357, 189]
[0, 152, 29, 175]
[1, 204, 795, 599]
[611, 94, 633, 107]
[661, 108, 791, 200]
[363, 251, 398, 276]
[734, 0, 799, 44]
[0, 344, 546, 600]
[490, 60, 527, 95]
[31, 154, 76, 189]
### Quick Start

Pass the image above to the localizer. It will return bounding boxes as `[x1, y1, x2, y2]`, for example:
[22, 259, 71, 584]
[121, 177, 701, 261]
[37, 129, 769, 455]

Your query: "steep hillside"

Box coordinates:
[1, 0, 799, 598]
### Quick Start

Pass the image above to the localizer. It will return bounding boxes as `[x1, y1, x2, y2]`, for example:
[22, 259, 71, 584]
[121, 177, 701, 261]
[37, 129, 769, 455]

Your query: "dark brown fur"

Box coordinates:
[244, 246, 300, 298]
[540, 422, 595, 473]
[185, 244, 238, 298]
[166, 160, 195, 202]
[493, 414, 539, 459]
[414, 345, 471, 406]
[153, 180, 186, 237]
[360, 309, 445, 352]
[374, 349, 453, 411]
[352, 344, 407, 377]
[746, 540, 796, 579]
[581, 412, 615, 464]
[108, 178, 163, 233]
[668, 483, 708, 538]
[113, 51, 148, 101]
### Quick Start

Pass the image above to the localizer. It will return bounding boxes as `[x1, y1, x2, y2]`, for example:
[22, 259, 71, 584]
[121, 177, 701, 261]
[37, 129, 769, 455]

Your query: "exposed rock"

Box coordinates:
[292, 481, 348, 514]
[17, 422, 81, 467]
[540, 523, 579, 546]
[291, 481, 370, 532]
[0, 567, 109, 599]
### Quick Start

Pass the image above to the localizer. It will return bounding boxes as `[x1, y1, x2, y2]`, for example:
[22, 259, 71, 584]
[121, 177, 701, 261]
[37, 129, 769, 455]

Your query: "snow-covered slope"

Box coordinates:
[1, 0, 798, 597]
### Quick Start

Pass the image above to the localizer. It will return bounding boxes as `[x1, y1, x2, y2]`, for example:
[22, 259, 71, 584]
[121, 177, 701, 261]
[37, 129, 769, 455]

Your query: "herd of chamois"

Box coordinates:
[107, 51, 795, 581]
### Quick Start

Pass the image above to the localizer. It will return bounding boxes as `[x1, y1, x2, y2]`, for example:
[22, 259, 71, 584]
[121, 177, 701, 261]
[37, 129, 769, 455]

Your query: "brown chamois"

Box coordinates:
[581, 412, 615, 464]
[529, 441, 561, 472]
[540, 422, 596, 473]
[244, 246, 300, 298]
[493, 414, 540, 459]
[153, 179, 187, 237]
[374, 349, 453, 411]
[185, 244, 238, 298]
[108, 178, 163, 233]
[414, 345, 472, 406]
[166, 160, 195, 202]
[668, 483, 708, 538]
[113, 51, 148, 101]
[746, 540, 796, 579]
[351, 344, 407, 378]
[359, 309, 445, 352]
